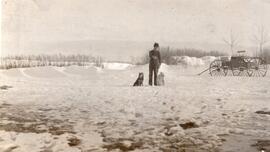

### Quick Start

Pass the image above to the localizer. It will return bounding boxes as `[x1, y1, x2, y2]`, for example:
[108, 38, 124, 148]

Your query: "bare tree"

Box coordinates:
[222, 29, 240, 55]
[253, 25, 269, 57]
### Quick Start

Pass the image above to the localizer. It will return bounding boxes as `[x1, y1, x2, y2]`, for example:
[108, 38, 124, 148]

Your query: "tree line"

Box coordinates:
[0, 54, 104, 69]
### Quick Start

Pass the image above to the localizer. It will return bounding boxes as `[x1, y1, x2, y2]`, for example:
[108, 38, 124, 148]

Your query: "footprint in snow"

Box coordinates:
[0, 85, 12, 90]
[255, 111, 270, 115]
[67, 136, 81, 147]
[135, 113, 143, 118]
[118, 109, 127, 114]
[104, 100, 113, 105]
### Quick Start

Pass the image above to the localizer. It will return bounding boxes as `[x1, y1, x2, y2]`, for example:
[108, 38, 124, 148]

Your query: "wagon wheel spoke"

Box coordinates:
[258, 68, 267, 75]
[253, 68, 267, 77]
[211, 69, 223, 76]
[239, 69, 247, 77]
[250, 58, 268, 77]
[247, 69, 253, 77]
[243, 70, 250, 77]
[259, 70, 265, 76]
[224, 69, 228, 76]
[232, 68, 240, 76]
[209, 60, 225, 76]
[238, 67, 249, 77]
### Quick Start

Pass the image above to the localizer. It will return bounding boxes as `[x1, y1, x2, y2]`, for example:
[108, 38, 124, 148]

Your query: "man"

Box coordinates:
[149, 42, 161, 86]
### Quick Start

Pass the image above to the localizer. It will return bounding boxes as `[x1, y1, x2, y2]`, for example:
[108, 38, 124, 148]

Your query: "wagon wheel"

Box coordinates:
[244, 58, 254, 77]
[232, 68, 253, 76]
[209, 60, 227, 76]
[250, 58, 268, 77]
[232, 67, 250, 76]
[231, 58, 251, 77]
[223, 66, 229, 76]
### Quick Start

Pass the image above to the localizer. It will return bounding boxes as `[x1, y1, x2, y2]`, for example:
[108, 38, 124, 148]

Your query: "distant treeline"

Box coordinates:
[2, 54, 96, 62]
[134, 47, 227, 65]
[0, 54, 104, 69]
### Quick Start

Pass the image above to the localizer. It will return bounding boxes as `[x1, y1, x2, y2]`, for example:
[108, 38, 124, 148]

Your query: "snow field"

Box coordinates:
[0, 63, 269, 152]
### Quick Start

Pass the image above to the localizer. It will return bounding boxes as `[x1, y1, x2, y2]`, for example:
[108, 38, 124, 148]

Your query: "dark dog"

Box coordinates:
[157, 72, 165, 86]
[133, 72, 144, 86]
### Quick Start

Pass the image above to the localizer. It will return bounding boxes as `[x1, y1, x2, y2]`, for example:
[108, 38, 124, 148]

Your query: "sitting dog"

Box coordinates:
[133, 72, 144, 86]
[157, 72, 165, 86]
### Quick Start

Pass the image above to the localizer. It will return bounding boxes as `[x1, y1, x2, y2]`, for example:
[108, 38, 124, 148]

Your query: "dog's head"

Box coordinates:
[139, 72, 144, 78]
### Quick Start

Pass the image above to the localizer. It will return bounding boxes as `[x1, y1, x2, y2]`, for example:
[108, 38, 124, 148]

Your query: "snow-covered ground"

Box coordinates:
[0, 64, 269, 152]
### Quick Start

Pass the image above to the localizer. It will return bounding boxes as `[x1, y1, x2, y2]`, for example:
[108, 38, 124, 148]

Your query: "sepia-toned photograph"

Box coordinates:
[0, 0, 270, 151]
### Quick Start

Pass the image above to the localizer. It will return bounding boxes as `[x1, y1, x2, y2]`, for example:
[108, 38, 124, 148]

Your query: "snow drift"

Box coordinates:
[103, 62, 133, 70]
[23, 67, 66, 78]
[63, 65, 97, 76]
[171, 56, 217, 66]
[158, 63, 170, 73]
[0, 68, 25, 78]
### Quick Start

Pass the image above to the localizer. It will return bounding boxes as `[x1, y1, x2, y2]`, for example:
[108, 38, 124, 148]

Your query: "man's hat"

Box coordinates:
[154, 42, 159, 47]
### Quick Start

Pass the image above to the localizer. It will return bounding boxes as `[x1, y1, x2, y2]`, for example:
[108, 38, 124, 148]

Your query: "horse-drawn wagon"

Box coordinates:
[208, 51, 267, 77]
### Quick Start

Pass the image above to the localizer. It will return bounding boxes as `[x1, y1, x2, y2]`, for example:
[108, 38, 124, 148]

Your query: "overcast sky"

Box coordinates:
[1, 0, 270, 59]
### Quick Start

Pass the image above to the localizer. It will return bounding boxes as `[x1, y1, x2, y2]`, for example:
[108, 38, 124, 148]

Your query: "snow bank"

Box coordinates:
[171, 56, 217, 66]
[171, 56, 204, 66]
[103, 62, 133, 70]
[159, 63, 170, 73]
[201, 56, 217, 63]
